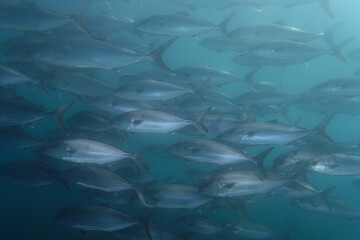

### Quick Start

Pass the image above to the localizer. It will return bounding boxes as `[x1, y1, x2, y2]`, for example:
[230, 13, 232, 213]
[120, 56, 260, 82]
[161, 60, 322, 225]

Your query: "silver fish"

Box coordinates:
[111, 108, 211, 135]
[136, 12, 234, 37]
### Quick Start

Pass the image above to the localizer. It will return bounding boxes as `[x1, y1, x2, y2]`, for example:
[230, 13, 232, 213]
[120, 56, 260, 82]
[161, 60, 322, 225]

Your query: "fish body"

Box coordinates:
[169, 138, 253, 165]
[218, 121, 312, 146]
[54, 205, 139, 231]
[111, 108, 209, 135]
[138, 184, 211, 209]
[293, 196, 360, 219]
[41, 138, 135, 164]
[308, 153, 360, 176]
[61, 165, 134, 192]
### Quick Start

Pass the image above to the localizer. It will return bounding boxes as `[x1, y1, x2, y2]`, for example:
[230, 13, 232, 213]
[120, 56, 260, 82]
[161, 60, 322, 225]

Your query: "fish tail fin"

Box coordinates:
[71, 0, 92, 34]
[132, 147, 149, 170]
[244, 68, 259, 91]
[150, 37, 178, 74]
[319, 0, 334, 19]
[254, 147, 273, 179]
[135, 185, 149, 207]
[192, 78, 209, 102]
[217, 12, 236, 37]
[192, 107, 212, 135]
[52, 100, 75, 135]
[294, 169, 318, 192]
[313, 113, 335, 142]
[323, 22, 343, 47]
[321, 185, 336, 210]
[331, 37, 354, 62]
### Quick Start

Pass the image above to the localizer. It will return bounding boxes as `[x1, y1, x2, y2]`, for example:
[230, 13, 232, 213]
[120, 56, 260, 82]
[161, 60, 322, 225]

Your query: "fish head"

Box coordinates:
[116, 84, 145, 99]
[168, 141, 202, 158]
[112, 113, 143, 132]
[199, 178, 229, 197]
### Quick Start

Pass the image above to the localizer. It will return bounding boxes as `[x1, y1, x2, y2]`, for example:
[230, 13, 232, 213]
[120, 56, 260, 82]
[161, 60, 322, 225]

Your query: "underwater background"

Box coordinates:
[0, 0, 360, 239]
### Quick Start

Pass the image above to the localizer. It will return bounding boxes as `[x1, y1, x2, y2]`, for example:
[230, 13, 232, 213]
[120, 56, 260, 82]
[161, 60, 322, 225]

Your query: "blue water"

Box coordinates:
[1, 0, 360, 239]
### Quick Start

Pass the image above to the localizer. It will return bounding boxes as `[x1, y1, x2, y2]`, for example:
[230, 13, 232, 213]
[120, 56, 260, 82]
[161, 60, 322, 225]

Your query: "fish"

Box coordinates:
[137, 184, 212, 209]
[33, 36, 177, 73]
[272, 143, 360, 174]
[168, 139, 266, 176]
[172, 65, 245, 86]
[229, 22, 342, 47]
[199, 169, 315, 198]
[293, 196, 360, 219]
[269, 183, 335, 201]
[135, 12, 234, 37]
[307, 153, 360, 176]
[114, 79, 208, 101]
[40, 138, 145, 168]
[218, 118, 329, 146]
[111, 108, 211, 135]
[231, 0, 334, 18]
[242, 39, 353, 63]
[235, 91, 297, 111]
[60, 165, 136, 192]
[90, 94, 154, 115]
[304, 77, 360, 97]
[54, 205, 141, 232]
[177, 215, 234, 237]
[0, 97, 74, 133]
[40, 72, 115, 97]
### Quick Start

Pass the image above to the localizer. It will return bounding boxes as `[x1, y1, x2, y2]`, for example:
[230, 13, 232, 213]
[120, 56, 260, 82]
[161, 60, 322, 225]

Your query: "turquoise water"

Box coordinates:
[0, 0, 360, 239]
